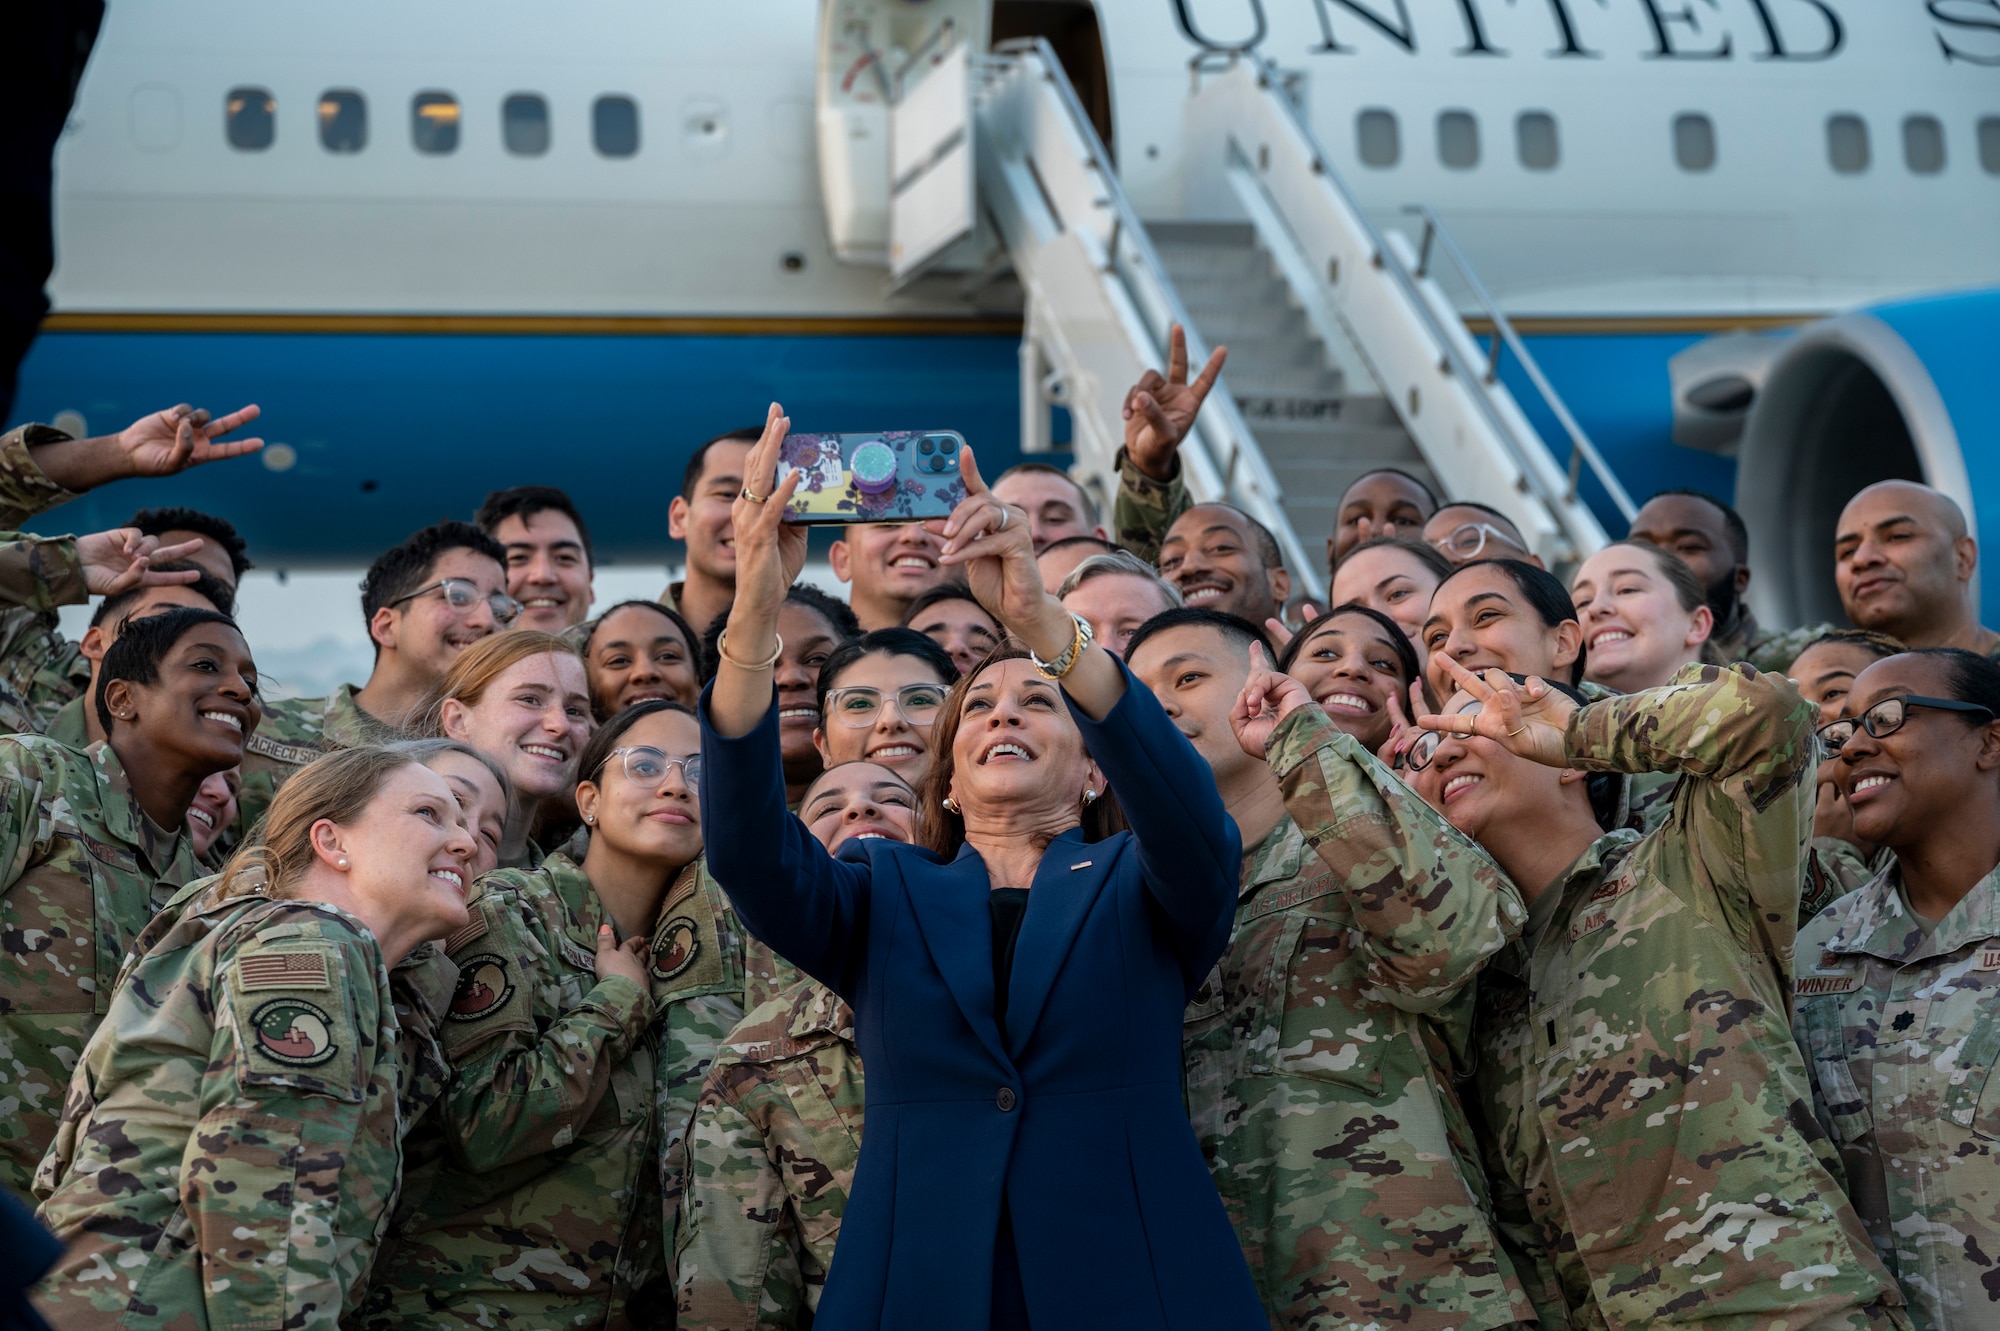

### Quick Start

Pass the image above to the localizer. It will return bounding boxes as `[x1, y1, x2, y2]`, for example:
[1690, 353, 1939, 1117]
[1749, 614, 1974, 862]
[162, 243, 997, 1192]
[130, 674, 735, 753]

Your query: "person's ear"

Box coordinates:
[308, 818, 349, 872]
[369, 605, 400, 653]
[1524, 553, 1548, 571]
[438, 697, 472, 741]
[1975, 722, 2000, 774]
[1735, 563, 1753, 597]
[1956, 535, 1980, 584]
[667, 495, 691, 542]
[80, 625, 112, 666]
[101, 678, 138, 727]
[813, 728, 832, 764]
[828, 540, 853, 585]
[576, 781, 604, 826]
[1686, 604, 1715, 646]
[1551, 620, 1584, 672]
[1557, 767, 1588, 787]
[1268, 565, 1294, 608]
[1082, 760, 1107, 805]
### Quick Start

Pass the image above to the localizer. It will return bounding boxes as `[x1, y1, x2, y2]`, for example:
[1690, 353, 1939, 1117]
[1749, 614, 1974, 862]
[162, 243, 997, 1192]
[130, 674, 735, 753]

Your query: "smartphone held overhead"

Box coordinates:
[778, 431, 969, 525]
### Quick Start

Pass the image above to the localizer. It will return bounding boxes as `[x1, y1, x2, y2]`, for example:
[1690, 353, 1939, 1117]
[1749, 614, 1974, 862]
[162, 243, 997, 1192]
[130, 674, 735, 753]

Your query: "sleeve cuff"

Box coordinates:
[1114, 446, 1182, 499]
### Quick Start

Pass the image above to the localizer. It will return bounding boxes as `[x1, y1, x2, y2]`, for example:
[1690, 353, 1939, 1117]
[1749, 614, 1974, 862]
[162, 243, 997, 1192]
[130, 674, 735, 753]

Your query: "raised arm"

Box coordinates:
[1110, 324, 1220, 563]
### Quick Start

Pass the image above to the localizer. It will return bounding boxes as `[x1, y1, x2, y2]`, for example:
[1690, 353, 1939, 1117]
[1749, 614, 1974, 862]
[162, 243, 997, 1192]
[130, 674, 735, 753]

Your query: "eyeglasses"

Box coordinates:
[1396, 700, 1484, 771]
[824, 683, 949, 728]
[390, 577, 522, 626]
[1433, 522, 1525, 561]
[595, 746, 701, 788]
[1815, 694, 1996, 751]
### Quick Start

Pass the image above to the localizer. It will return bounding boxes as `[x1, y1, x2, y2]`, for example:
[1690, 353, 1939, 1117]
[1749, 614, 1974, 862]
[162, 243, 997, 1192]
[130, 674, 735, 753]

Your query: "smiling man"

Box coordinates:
[476, 485, 596, 632]
[668, 428, 761, 639]
[829, 522, 949, 631]
[1836, 480, 2000, 657]
[991, 463, 1106, 554]
[1157, 503, 1291, 627]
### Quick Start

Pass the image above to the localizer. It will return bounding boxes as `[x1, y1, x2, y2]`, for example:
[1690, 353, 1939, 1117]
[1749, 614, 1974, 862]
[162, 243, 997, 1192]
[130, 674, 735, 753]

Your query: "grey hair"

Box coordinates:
[1057, 551, 1185, 607]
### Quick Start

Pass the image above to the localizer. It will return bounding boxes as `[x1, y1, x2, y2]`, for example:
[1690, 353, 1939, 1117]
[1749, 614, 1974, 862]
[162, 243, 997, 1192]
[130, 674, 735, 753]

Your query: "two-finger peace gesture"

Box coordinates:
[1414, 654, 1577, 768]
[730, 403, 809, 612]
[1230, 643, 1313, 759]
[118, 403, 264, 478]
[1123, 324, 1227, 481]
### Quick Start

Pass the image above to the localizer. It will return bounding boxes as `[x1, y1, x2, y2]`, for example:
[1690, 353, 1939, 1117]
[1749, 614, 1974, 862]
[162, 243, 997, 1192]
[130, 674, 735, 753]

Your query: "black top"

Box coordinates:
[989, 887, 1031, 1043]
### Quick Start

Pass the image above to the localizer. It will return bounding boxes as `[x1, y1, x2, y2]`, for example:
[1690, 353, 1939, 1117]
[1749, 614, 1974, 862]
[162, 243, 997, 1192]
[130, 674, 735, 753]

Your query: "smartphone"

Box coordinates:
[778, 431, 971, 525]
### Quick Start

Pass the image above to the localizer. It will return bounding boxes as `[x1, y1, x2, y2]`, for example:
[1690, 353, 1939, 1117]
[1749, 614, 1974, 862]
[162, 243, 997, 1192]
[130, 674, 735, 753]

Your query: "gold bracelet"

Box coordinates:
[1031, 612, 1094, 680]
[716, 630, 783, 672]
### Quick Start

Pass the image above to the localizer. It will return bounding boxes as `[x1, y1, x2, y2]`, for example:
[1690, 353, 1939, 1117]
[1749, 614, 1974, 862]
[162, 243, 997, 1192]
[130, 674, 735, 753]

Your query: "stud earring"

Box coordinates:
[585, 813, 595, 824]
[942, 796, 960, 814]
[336, 857, 350, 870]
[1082, 789, 1098, 805]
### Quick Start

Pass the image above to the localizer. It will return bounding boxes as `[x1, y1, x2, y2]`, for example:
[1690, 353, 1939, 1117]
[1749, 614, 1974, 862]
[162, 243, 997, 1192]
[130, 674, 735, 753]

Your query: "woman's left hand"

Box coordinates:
[1416, 654, 1577, 768]
[1230, 644, 1314, 758]
[930, 447, 1067, 652]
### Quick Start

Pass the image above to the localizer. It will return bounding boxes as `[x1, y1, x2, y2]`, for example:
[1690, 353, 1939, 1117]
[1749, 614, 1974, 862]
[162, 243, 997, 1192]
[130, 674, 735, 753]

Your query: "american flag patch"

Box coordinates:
[443, 914, 488, 955]
[238, 951, 332, 992]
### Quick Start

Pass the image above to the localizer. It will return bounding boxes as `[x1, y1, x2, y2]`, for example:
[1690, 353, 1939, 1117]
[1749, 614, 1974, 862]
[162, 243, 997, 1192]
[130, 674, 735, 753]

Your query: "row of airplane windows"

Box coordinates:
[221, 87, 2000, 178]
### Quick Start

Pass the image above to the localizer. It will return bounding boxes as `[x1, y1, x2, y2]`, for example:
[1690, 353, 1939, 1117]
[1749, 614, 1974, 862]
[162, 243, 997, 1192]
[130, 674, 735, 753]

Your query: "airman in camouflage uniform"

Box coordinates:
[237, 687, 409, 837]
[1468, 664, 1905, 1329]
[0, 531, 90, 738]
[365, 850, 750, 1327]
[1110, 448, 1188, 566]
[1795, 862, 2000, 1330]
[1184, 704, 1534, 1330]
[0, 425, 81, 534]
[0, 735, 202, 1200]
[1711, 616, 1836, 676]
[33, 884, 447, 1328]
[676, 980, 863, 1330]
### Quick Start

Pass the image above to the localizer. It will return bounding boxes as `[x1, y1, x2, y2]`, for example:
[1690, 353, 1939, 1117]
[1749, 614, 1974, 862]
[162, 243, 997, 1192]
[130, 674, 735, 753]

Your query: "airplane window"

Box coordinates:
[226, 87, 275, 151]
[1903, 115, 1945, 174]
[1437, 111, 1479, 169]
[504, 94, 550, 156]
[1516, 111, 1558, 170]
[413, 92, 460, 155]
[319, 89, 367, 154]
[594, 95, 640, 158]
[1357, 109, 1399, 168]
[1826, 115, 1869, 174]
[1673, 113, 1715, 172]
[1981, 117, 2000, 175]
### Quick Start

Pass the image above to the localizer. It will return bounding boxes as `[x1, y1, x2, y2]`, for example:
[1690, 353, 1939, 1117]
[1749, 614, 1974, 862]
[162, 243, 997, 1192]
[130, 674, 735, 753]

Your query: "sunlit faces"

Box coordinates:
[991, 469, 1102, 554]
[440, 653, 593, 801]
[576, 708, 704, 866]
[814, 651, 951, 784]
[947, 658, 1098, 818]
[1788, 640, 1890, 726]
[1062, 573, 1179, 658]
[830, 523, 948, 626]
[187, 767, 240, 860]
[1834, 482, 1974, 637]
[423, 748, 507, 877]
[1569, 547, 1710, 694]
[1403, 692, 1574, 843]
[669, 439, 753, 584]
[589, 603, 699, 716]
[775, 601, 843, 774]
[1421, 564, 1582, 704]
[907, 594, 1000, 675]
[111, 622, 262, 771]
[1828, 655, 2000, 848]
[376, 547, 511, 678]
[494, 509, 593, 632]
[800, 761, 917, 853]
[335, 762, 478, 943]
[1159, 505, 1290, 625]
[1330, 544, 1440, 645]
[1332, 471, 1435, 565]
[1282, 612, 1408, 751]
[1125, 623, 1259, 780]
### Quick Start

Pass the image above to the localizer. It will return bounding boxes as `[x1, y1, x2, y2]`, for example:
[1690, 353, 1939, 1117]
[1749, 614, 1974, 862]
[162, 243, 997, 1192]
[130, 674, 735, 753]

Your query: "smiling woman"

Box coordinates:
[814, 628, 958, 788]
[1276, 603, 1420, 752]
[1569, 541, 1713, 694]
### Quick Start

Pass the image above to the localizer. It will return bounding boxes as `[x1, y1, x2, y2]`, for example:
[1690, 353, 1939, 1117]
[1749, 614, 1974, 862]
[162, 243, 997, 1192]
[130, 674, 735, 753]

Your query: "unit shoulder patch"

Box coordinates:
[448, 953, 517, 1023]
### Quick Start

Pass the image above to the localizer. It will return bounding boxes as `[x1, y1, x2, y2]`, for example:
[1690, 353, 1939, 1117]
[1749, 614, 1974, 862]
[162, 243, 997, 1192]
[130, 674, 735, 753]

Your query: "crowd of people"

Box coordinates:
[0, 323, 1995, 1331]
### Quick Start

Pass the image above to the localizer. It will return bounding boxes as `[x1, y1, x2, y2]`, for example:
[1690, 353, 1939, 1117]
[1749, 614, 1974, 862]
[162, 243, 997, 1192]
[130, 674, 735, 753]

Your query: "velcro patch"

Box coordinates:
[448, 954, 516, 1023]
[1569, 909, 1613, 943]
[557, 930, 600, 973]
[237, 950, 332, 992]
[248, 997, 342, 1067]
[244, 733, 321, 766]
[1975, 948, 2000, 972]
[1796, 974, 1862, 997]
[442, 913, 488, 955]
[653, 916, 701, 982]
[1590, 871, 1637, 905]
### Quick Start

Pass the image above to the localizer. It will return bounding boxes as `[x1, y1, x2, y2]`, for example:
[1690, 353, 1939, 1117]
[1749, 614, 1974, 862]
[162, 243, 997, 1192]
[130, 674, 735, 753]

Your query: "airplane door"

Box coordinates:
[889, 45, 975, 282]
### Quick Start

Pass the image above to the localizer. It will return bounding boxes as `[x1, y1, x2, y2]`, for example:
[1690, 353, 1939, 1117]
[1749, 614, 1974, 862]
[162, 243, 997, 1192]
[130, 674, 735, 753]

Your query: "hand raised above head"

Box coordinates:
[728, 402, 808, 616]
[1122, 324, 1226, 483]
[1230, 643, 1314, 759]
[75, 528, 205, 596]
[1415, 654, 1576, 768]
[928, 446, 1052, 644]
[117, 403, 264, 479]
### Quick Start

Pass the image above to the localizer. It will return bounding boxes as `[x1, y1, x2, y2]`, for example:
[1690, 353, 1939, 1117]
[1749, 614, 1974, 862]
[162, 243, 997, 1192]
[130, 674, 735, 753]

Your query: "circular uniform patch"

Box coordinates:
[449, 954, 515, 1022]
[653, 916, 700, 982]
[251, 998, 340, 1068]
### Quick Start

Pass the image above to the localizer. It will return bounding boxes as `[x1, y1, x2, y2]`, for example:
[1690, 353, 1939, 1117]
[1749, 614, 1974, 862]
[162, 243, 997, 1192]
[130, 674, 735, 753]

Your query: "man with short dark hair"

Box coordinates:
[668, 428, 760, 638]
[476, 484, 596, 632]
[992, 463, 1105, 554]
[1330, 468, 1438, 568]
[1037, 535, 1115, 594]
[1124, 609, 1531, 1331]
[1627, 488, 1827, 671]
[829, 522, 948, 632]
[237, 521, 514, 834]
[1425, 501, 1539, 568]
[1836, 479, 2000, 656]
[1157, 503, 1292, 627]
[127, 507, 251, 590]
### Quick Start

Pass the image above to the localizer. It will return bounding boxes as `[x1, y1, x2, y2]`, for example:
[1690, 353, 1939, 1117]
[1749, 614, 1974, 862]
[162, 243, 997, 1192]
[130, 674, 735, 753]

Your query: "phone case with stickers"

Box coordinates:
[777, 431, 969, 525]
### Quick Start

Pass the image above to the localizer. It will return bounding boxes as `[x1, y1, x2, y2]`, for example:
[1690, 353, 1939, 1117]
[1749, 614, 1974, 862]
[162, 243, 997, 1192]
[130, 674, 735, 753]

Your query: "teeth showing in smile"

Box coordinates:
[1184, 586, 1224, 605]
[430, 868, 464, 893]
[1322, 693, 1371, 713]
[522, 744, 566, 762]
[201, 711, 243, 732]
[853, 831, 886, 840]
[891, 556, 934, 570]
[871, 744, 922, 759]
[1590, 630, 1632, 647]
[779, 707, 818, 721]
[984, 742, 1029, 763]
[1442, 774, 1483, 800]
[1853, 775, 1891, 793]
[523, 597, 561, 609]
[188, 807, 215, 829]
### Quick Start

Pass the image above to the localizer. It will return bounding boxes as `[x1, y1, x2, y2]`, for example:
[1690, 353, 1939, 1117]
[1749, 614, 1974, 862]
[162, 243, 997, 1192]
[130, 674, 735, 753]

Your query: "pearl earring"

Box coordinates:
[1082, 789, 1098, 805]
[336, 857, 350, 870]
[942, 796, 960, 814]
[585, 813, 595, 824]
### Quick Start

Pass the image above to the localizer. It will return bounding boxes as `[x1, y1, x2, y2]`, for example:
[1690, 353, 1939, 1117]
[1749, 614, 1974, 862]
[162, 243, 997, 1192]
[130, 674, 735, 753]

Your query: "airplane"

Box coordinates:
[9, 0, 1998, 641]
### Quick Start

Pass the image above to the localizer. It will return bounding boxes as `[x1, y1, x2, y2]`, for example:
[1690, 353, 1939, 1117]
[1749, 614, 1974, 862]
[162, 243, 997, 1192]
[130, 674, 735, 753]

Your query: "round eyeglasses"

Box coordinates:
[1815, 694, 1996, 752]
[390, 577, 522, 627]
[595, 746, 701, 788]
[1396, 699, 1485, 771]
[824, 683, 949, 728]
[1433, 522, 1525, 561]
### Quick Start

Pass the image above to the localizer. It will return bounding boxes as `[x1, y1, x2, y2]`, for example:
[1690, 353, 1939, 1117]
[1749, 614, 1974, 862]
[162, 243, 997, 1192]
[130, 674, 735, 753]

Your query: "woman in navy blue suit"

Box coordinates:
[700, 404, 1264, 1331]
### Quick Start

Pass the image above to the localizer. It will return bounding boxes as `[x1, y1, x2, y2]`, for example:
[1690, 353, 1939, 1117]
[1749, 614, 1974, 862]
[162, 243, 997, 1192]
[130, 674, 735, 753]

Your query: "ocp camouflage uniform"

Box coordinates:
[0, 736, 202, 1200]
[1469, 663, 1905, 1330]
[236, 685, 407, 837]
[1794, 862, 2000, 1330]
[1184, 707, 1533, 1330]
[33, 887, 448, 1328]
[365, 850, 749, 1327]
[0, 425, 81, 534]
[676, 981, 863, 1331]
[1803, 838, 1893, 928]
[1709, 613, 1836, 676]
[1110, 447, 1188, 565]
[0, 531, 89, 739]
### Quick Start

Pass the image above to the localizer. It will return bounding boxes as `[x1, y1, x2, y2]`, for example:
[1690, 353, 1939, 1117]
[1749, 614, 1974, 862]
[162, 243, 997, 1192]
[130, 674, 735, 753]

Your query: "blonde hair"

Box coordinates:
[410, 630, 580, 736]
[218, 747, 422, 900]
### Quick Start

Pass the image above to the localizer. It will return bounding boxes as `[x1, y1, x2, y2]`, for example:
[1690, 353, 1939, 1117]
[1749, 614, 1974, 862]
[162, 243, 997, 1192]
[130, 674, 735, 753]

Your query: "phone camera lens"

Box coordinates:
[919, 439, 934, 454]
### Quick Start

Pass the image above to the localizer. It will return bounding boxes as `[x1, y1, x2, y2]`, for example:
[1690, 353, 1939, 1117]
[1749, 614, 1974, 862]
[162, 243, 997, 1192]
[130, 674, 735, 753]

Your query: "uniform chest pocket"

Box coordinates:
[1258, 911, 1384, 1095]
[1798, 997, 1872, 1144]
[1934, 965, 2000, 1140]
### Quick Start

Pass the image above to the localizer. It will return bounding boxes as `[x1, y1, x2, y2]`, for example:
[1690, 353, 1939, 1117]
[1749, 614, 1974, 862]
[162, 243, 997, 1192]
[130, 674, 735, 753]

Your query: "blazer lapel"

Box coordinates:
[1004, 829, 1110, 1059]
[902, 844, 1011, 1068]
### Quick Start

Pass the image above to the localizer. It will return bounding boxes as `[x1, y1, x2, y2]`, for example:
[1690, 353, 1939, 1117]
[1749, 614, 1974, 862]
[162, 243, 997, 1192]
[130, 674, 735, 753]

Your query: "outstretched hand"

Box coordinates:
[1230, 643, 1314, 758]
[929, 447, 1054, 644]
[728, 403, 808, 617]
[1123, 324, 1227, 483]
[76, 528, 205, 596]
[1414, 654, 1577, 768]
[115, 403, 264, 479]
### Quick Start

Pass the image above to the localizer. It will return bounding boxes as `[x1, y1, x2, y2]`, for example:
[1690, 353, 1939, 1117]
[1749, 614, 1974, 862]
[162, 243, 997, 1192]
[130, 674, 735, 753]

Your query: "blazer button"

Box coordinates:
[996, 1087, 1017, 1112]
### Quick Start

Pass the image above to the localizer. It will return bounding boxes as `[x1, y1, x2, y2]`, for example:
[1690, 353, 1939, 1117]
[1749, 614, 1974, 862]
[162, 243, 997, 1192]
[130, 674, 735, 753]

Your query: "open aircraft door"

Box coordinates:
[889, 45, 976, 285]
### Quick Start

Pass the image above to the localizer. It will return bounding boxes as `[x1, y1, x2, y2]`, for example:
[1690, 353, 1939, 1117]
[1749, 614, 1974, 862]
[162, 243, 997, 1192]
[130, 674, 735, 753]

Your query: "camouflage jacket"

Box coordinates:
[1794, 862, 2000, 1331]
[1184, 710, 1532, 1331]
[33, 889, 445, 1329]
[1110, 446, 1189, 565]
[676, 981, 863, 1331]
[1469, 664, 1902, 1330]
[1708, 611, 1835, 676]
[1804, 838, 1893, 928]
[0, 736, 201, 1200]
[237, 685, 407, 838]
[365, 851, 749, 1328]
[0, 426, 81, 533]
[0, 530, 90, 739]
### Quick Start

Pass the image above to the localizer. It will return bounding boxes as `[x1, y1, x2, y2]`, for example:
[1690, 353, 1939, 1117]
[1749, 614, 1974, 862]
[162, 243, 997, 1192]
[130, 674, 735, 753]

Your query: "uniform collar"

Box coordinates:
[1525, 828, 1643, 950]
[1239, 812, 1307, 900]
[324, 683, 405, 748]
[1822, 860, 2000, 964]
[87, 740, 191, 874]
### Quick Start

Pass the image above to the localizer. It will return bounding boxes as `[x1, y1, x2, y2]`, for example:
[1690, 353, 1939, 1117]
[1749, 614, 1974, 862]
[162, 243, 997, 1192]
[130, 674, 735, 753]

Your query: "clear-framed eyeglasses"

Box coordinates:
[1396, 699, 1485, 771]
[596, 746, 701, 788]
[390, 577, 523, 627]
[1433, 522, 1525, 561]
[824, 683, 949, 728]
[1815, 694, 1996, 752]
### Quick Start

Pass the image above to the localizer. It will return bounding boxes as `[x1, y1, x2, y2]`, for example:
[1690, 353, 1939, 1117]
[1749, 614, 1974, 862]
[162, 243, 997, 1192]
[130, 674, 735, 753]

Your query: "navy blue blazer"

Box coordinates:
[698, 665, 1263, 1331]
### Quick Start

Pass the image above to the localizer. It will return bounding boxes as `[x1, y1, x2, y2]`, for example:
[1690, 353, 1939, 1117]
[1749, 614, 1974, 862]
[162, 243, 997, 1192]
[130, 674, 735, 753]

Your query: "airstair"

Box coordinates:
[870, 33, 1633, 592]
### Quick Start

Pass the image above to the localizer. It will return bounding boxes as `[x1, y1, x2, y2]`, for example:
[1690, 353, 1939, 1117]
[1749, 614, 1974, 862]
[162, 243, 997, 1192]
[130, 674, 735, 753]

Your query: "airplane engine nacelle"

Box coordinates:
[1736, 289, 2000, 632]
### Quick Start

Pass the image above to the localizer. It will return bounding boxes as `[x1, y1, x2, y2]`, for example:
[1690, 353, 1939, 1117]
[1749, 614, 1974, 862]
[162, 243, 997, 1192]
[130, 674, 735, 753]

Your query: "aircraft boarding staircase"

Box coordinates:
[884, 38, 1632, 591]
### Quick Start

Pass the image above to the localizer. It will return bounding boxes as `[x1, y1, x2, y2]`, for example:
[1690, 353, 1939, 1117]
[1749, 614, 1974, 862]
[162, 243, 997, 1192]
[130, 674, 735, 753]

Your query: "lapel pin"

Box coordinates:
[1070, 860, 1092, 871]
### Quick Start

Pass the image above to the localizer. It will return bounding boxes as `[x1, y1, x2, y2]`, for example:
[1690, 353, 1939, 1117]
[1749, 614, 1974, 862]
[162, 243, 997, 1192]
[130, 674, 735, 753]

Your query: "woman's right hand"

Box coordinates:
[727, 403, 809, 624]
[595, 924, 650, 989]
[1231, 644, 1314, 758]
[1377, 680, 1433, 769]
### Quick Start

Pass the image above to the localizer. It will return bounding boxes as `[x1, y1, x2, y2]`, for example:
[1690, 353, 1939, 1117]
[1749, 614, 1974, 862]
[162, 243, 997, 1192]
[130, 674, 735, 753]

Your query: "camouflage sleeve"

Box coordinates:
[1565, 662, 1816, 955]
[0, 427, 80, 532]
[1110, 447, 1188, 565]
[0, 531, 85, 614]
[0, 741, 55, 885]
[1267, 704, 1526, 1010]
[0, 605, 74, 736]
[675, 1072, 806, 1331]
[438, 886, 658, 1173]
